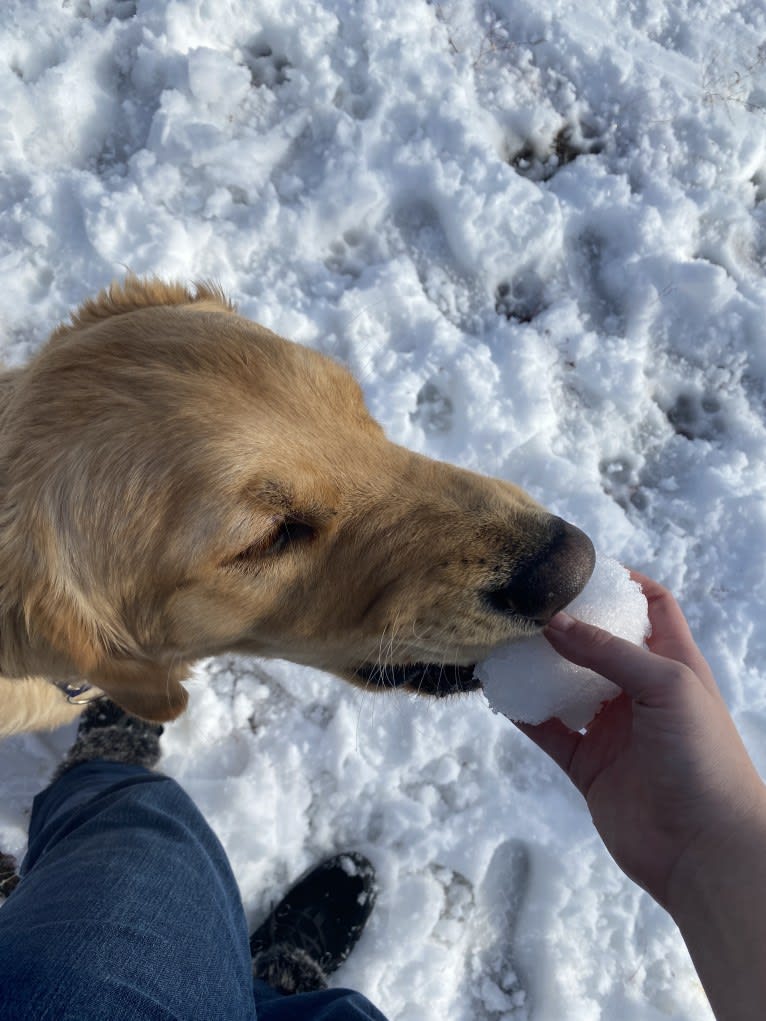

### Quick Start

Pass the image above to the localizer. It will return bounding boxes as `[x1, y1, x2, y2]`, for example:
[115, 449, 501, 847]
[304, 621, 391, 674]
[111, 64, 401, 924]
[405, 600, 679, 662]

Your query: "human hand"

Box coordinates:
[516, 573, 766, 911]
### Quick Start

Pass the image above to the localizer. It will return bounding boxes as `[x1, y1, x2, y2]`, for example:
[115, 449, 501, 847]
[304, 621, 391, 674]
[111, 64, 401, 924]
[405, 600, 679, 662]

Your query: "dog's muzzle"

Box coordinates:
[483, 517, 596, 625]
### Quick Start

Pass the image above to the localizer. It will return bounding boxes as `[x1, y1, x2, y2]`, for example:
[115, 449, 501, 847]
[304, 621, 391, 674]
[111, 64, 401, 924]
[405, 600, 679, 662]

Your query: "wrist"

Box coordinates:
[667, 789, 766, 922]
[663, 791, 766, 1021]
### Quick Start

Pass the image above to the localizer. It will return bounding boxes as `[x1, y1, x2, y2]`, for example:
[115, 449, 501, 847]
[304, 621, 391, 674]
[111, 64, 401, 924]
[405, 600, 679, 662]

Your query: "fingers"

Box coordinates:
[515, 697, 633, 796]
[629, 571, 718, 695]
[514, 717, 581, 774]
[543, 612, 693, 707]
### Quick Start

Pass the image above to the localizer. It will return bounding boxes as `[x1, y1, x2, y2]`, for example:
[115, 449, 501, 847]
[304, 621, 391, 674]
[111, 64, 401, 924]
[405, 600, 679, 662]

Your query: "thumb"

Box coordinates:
[543, 612, 688, 707]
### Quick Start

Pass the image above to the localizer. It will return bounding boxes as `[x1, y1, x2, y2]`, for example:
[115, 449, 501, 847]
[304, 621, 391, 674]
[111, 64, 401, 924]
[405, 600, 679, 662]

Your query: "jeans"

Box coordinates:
[0, 762, 388, 1021]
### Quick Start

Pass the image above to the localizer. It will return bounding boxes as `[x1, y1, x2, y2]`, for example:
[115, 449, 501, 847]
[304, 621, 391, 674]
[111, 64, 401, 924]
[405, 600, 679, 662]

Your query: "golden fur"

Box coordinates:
[0, 276, 594, 738]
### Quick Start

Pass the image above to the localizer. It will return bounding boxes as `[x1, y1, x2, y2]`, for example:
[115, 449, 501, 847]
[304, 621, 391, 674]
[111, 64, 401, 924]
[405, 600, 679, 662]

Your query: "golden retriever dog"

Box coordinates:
[0, 276, 594, 739]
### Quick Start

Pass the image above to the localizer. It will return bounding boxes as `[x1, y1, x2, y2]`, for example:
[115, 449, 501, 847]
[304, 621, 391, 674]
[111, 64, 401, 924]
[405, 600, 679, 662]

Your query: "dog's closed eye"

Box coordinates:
[225, 518, 316, 567]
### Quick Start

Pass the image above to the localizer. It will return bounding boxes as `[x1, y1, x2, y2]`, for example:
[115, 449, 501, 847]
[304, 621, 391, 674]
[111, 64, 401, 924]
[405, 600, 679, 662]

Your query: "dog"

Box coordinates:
[0, 276, 595, 739]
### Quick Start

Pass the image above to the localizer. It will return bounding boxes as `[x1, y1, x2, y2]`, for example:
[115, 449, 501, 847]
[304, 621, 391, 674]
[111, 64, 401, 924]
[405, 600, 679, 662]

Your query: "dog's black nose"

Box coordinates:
[487, 517, 596, 624]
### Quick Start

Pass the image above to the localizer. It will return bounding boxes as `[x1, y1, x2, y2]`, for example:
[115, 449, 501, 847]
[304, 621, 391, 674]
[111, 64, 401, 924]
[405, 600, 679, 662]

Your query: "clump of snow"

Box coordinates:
[477, 556, 650, 729]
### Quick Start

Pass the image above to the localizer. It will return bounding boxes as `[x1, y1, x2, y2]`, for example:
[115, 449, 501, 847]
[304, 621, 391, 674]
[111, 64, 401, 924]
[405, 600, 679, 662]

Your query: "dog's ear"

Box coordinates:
[10, 572, 190, 724]
[37, 599, 189, 723]
[87, 657, 190, 723]
[40, 598, 190, 723]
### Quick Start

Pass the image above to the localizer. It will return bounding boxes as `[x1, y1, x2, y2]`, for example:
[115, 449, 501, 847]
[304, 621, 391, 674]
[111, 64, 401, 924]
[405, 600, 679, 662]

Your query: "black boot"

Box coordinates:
[250, 852, 377, 994]
[52, 698, 164, 781]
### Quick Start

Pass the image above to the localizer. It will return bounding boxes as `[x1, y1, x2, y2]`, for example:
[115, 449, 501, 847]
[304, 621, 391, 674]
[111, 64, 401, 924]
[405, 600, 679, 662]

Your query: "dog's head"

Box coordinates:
[0, 278, 594, 721]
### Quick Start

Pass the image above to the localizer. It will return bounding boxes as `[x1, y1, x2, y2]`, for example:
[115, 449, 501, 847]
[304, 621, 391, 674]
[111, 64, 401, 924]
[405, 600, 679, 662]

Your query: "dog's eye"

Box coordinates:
[229, 519, 315, 566]
[267, 519, 315, 554]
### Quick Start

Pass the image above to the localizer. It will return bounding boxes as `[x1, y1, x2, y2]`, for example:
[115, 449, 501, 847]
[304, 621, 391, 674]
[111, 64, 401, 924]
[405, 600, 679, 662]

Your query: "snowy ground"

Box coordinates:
[3, 0, 766, 1017]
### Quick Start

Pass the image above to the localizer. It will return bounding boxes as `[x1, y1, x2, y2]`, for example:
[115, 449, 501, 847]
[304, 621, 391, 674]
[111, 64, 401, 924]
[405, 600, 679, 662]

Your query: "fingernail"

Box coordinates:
[545, 611, 576, 632]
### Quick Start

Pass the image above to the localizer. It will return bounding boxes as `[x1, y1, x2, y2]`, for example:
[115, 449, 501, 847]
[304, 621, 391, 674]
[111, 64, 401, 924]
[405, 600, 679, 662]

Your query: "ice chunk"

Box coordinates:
[475, 556, 650, 730]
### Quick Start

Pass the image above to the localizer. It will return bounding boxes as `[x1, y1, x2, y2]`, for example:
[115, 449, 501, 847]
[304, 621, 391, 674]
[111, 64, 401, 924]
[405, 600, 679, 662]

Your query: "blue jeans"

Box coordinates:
[0, 762, 388, 1021]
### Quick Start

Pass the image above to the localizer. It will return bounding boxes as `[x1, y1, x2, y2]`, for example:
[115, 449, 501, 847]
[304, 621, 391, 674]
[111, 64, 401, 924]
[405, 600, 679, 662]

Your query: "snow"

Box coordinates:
[2, 0, 766, 1017]
[478, 556, 650, 728]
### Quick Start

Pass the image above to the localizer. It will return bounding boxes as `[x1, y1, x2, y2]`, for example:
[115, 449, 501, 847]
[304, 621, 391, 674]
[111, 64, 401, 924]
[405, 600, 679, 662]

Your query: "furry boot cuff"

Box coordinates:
[52, 699, 163, 782]
[252, 942, 329, 995]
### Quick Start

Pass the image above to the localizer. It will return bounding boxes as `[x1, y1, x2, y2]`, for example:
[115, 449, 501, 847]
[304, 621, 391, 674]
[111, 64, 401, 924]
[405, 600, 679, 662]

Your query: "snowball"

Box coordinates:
[475, 556, 650, 730]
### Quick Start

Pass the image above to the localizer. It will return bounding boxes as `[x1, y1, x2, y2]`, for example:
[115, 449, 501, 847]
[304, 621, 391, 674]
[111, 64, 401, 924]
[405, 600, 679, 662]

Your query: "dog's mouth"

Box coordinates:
[349, 517, 596, 700]
[353, 661, 479, 697]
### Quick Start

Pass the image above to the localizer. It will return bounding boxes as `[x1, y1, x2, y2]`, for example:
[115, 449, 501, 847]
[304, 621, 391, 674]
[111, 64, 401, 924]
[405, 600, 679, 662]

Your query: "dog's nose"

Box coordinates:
[487, 517, 596, 624]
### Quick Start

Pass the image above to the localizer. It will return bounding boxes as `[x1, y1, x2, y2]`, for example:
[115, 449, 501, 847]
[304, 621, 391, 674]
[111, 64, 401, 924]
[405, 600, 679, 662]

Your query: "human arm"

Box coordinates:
[517, 575, 766, 1021]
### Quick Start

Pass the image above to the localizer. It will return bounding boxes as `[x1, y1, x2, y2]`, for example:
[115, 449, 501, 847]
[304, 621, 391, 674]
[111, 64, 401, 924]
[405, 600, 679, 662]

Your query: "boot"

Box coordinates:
[250, 852, 377, 994]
